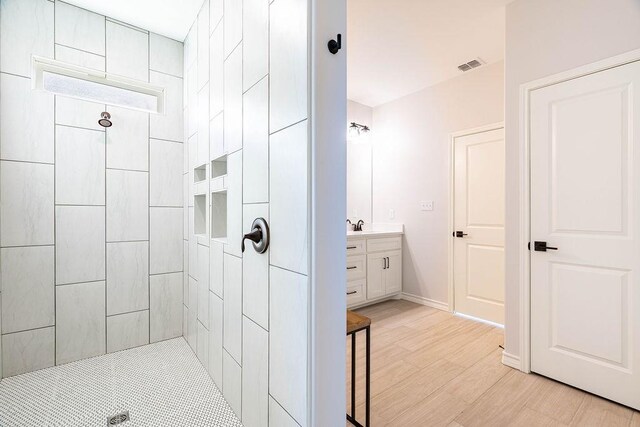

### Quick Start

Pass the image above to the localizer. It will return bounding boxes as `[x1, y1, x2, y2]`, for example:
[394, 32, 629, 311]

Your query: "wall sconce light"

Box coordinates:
[348, 122, 370, 140]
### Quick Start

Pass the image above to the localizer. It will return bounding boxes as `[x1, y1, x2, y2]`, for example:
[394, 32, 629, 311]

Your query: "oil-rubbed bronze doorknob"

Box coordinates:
[242, 218, 270, 254]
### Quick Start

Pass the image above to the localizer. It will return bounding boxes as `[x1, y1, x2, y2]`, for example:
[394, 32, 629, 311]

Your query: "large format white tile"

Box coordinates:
[184, 22, 197, 71]
[224, 0, 242, 57]
[243, 77, 269, 203]
[0, 0, 53, 77]
[56, 206, 105, 285]
[149, 33, 183, 77]
[198, 84, 210, 165]
[150, 207, 183, 274]
[106, 106, 149, 171]
[209, 22, 224, 118]
[107, 310, 149, 353]
[106, 21, 148, 81]
[0, 74, 54, 163]
[106, 241, 149, 315]
[56, 281, 106, 365]
[1, 327, 54, 378]
[270, 266, 308, 426]
[210, 240, 224, 297]
[56, 126, 105, 206]
[223, 254, 242, 363]
[56, 97, 105, 133]
[183, 240, 189, 303]
[55, 1, 105, 55]
[197, 244, 210, 324]
[197, 1, 210, 89]
[269, 397, 300, 427]
[1, 246, 54, 334]
[242, 317, 268, 427]
[55, 44, 105, 70]
[223, 350, 242, 418]
[226, 151, 243, 257]
[242, 204, 269, 330]
[270, 0, 308, 132]
[224, 45, 243, 154]
[270, 121, 308, 274]
[208, 291, 223, 387]
[243, 0, 269, 90]
[150, 71, 184, 142]
[187, 64, 198, 137]
[210, 0, 222, 32]
[210, 113, 224, 161]
[197, 320, 209, 366]
[150, 272, 183, 343]
[0, 161, 54, 247]
[150, 139, 183, 207]
[187, 277, 198, 350]
[188, 134, 198, 171]
[106, 170, 149, 242]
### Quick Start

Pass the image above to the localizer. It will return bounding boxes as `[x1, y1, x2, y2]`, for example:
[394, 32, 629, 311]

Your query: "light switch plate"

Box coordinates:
[420, 200, 433, 211]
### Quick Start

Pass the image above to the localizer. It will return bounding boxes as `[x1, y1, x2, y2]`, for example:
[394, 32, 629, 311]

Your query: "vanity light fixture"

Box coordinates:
[348, 122, 370, 139]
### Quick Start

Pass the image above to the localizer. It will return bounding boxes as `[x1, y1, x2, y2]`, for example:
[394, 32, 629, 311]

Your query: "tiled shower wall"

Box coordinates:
[183, 0, 310, 425]
[0, 0, 184, 378]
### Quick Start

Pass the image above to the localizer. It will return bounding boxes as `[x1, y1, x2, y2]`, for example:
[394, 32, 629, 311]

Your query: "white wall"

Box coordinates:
[0, 0, 184, 378]
[504, 0, 640, 360]
[370, 61, 504, 304]
[182, 0, 313, 425]
[347, 100, 373, 223]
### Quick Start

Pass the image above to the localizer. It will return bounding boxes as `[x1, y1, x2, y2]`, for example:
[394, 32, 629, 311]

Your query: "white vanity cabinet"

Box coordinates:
[346, 233, 402, 308]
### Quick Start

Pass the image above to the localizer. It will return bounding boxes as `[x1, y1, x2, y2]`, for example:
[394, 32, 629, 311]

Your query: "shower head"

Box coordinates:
[98, 112, 112, 128]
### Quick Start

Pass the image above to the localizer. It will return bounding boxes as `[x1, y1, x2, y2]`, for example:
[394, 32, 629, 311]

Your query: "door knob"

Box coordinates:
[242, 218, 270, 254]
[454, 231, 468, 238]
[533, 241, 558, 252]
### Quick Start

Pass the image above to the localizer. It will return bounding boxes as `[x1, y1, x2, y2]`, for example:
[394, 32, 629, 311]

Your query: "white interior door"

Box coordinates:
[453, 127, 505, 324]
[530, 60, 640, 410]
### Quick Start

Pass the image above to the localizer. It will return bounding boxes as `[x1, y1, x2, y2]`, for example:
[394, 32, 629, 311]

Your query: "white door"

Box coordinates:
[453, 127, 505, 324]
[530, 60, 640, 410]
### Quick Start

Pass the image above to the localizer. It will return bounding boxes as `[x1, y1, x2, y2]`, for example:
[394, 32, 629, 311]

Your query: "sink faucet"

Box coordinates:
[355, 220, 364, 232]
[346, 219, 352, 230]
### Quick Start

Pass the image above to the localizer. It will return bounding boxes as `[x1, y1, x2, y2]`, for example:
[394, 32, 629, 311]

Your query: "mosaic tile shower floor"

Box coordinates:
[0, 338, 242, 426]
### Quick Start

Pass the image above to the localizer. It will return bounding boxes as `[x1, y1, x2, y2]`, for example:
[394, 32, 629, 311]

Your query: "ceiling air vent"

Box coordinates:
[457, 58, 484, 72]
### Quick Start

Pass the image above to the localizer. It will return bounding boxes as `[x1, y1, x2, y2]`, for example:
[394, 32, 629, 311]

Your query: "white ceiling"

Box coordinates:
[61, 0, 204, 41]
[348, 0, 511, 107]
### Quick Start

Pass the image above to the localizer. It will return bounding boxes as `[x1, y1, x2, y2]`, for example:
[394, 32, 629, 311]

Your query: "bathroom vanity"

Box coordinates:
[346, 226, 403, 308]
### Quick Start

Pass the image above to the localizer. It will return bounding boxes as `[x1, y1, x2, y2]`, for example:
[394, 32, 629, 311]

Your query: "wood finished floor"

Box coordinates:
[346, 299, 640, 427]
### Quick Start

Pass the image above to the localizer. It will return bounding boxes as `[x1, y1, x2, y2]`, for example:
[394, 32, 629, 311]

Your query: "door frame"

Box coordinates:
[516, 48, 640, 374]
[448, 122, 505, 317]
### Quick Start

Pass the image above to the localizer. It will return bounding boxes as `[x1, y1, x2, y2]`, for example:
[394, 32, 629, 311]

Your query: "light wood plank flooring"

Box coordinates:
[346, 299, 640, 426]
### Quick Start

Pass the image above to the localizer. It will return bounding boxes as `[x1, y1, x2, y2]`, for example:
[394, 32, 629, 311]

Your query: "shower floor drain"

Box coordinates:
[107, 411, 130, 425]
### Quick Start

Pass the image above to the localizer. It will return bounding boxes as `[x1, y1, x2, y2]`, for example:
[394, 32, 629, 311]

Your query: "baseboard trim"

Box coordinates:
[501, 351, 521, 370]
[401, 292, 449, 312]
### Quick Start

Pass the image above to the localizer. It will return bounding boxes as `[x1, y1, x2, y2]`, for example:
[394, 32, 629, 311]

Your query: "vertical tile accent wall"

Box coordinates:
[183, 0, 310, 425]
[0, 0, 184, 378]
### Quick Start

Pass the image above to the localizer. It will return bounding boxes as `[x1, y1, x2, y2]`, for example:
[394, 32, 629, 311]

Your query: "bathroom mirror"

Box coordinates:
[347, 100, 373, 223]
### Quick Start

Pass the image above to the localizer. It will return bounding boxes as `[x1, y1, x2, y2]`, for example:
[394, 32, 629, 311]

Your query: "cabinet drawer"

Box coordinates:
[346, 255, 366, 281]
[347, 280, 366, 306]
[346, 239, 365, 255]
[367, 236, 402, 253]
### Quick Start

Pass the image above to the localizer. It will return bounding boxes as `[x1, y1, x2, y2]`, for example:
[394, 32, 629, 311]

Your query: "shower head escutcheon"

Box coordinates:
[98, 112, 112, 128]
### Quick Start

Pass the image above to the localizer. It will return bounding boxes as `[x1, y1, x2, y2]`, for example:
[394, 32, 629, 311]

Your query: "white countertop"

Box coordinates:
[347, 223, 403, 238]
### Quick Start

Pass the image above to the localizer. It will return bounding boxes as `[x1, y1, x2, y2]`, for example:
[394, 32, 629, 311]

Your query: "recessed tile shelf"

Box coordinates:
[194, 164, 207, 183]
[194, 194, 207, 235]
[210, 155, 228, 193]
[211, 191, 227, 240]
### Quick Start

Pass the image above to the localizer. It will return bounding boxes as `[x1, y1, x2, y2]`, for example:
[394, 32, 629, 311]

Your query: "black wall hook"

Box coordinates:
[328, 34, 342, 54]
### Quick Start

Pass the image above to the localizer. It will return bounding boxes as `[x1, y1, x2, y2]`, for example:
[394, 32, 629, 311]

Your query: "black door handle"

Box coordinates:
[454, 231, 468, 238]
[534, 241, 558, 252]
[347, 290, 357, 295]
[347, 266, 357, 270]
[242, 218, 270, 254]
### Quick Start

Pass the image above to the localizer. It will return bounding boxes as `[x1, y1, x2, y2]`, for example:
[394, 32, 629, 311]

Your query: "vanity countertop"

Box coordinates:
[347, 223, 403, 238]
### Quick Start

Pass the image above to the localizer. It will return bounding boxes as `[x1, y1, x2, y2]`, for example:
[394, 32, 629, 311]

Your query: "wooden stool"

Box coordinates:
[346, 310, 371, 427]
